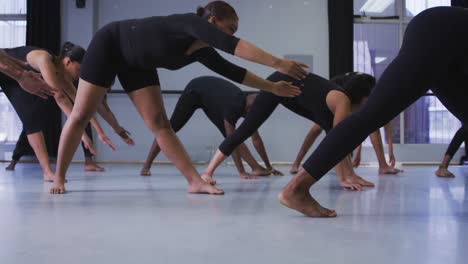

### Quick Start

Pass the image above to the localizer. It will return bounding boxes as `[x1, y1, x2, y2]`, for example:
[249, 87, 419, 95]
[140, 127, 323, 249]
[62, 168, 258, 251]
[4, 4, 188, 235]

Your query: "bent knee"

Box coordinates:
[146, 111, 171, 132]
[69, 110, 94, 127]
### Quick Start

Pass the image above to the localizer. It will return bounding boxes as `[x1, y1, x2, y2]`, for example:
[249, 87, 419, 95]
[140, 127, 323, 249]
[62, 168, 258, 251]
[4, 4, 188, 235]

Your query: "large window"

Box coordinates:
[0, 0, 26, 142]
[353, 0, 456, 145]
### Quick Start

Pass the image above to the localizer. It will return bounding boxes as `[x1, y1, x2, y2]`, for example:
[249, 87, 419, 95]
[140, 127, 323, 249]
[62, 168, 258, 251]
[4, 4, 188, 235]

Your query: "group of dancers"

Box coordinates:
[1, 1, 467, 217]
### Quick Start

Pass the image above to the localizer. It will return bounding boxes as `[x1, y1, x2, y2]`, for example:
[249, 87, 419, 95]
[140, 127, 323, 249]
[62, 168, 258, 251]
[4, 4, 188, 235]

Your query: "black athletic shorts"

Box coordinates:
[80, 21, 160, 93]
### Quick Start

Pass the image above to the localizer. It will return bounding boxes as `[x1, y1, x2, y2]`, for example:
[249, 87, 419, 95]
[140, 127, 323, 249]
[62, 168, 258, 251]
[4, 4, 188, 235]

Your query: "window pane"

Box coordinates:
[405, 0, 451, 17]
[404, 96, 461, 144]
[354, 0, 396, 16]
[0, 21, 26, 48]
[0, 0, 26, 14]
[354, 23, 400, 79]
[0, 93, 22, 142]
[354, 23, 401, 144]
[0, 20, 26, 143]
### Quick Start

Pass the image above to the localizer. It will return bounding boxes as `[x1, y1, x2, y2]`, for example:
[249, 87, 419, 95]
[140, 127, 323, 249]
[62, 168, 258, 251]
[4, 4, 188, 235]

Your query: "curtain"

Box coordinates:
[452, 0, 468, 7]
[23, 0, 62, 158]
[328, 0, 354, 78]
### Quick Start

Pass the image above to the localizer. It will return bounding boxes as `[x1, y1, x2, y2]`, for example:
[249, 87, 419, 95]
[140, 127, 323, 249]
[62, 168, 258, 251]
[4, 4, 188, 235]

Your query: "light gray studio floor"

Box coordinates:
[0, 163, 467, 264]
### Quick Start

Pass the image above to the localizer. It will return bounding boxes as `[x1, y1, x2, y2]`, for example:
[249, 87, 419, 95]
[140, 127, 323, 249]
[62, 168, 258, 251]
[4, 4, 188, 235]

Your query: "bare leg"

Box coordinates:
[51, 79, 107, 194]
[291, 124, 323, 174]
[342, 156, 375, 188]
[202, 149, 229, 185]
[278, 168, 337, 217]
[140, 138, 161, 176]
[237, 143, 270, 176]
[26, 132, 55, 182]
[369, 130, 402, 175]
[82, 124, 105, 172]
[435, 155, 455, 178]
[128, 86, 223, 195]
[140, 91, 197, 177]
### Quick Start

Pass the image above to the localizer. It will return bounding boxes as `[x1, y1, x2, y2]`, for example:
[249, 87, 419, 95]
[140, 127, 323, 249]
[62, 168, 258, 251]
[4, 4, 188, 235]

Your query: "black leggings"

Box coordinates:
[219, 91, 321, 155]
[170, 91, 227, 136]
[303, 7, 468, 180]
[12, 123, 94, 161]
[445, 126, 468, 157]
[219, 92, 281, 154]
[12, 131, 33, 161]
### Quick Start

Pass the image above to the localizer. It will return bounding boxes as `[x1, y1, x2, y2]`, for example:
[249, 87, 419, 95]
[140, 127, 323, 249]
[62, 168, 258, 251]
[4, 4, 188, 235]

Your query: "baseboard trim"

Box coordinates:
[0, 160, 459, 166]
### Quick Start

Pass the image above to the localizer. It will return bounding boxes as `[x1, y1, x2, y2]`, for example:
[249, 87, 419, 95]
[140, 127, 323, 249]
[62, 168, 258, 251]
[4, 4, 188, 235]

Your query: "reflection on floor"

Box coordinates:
[1, 163, 467, 264]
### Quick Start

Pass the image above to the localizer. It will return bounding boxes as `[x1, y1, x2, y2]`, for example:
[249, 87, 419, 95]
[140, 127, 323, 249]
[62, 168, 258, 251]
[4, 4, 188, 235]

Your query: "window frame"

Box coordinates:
[0, 5, 27, 144]
[353, 0, 454, 145]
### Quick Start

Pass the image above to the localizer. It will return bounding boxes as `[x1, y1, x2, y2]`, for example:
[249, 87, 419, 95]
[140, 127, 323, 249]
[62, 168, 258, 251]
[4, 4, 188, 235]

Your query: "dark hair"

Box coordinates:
[333, 72, 375, 104]
[59, 41, 86, 63]
[196, 1, 238, 21]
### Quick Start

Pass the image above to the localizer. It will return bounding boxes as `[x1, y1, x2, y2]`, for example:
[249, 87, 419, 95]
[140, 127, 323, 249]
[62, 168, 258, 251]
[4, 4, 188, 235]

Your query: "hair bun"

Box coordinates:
[62, 41, 74, 51]
[196, 6, 205, 17]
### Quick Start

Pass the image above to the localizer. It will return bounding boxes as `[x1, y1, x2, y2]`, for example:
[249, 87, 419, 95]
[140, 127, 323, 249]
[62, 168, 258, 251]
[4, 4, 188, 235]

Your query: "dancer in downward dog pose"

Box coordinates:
[50, 1, 307, 194]
[202, 71, 394, 191]
[289, 72, 402, 176]
[270, 6, 468, 217]
[140, 76, 282, 178]
[0, 43, 133, 181]
[435, 126, 468, 178]
[0, 49, 54, 98]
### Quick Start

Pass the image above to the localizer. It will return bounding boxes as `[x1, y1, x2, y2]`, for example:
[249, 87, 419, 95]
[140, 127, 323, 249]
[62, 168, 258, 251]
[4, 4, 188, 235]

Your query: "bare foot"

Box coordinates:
[268, 167, 284, 176]
[435, 168, 455, 178]
[140, 167, 151, 176]
[188, 180, 224, 195]
[379, 166, 403, 174]
[241, 172, 259, 179]
[50, 181, 66, 194]
[43, 170, 56, 182]
[84, 163, 105, 172]
[290, 165, 299, 174]
[278, 187, 336, 217]
[347, 175, 375, 187]
[339, 179, 363, 191]
[252, 168, 271, 177]
[201, 173, 216, 185]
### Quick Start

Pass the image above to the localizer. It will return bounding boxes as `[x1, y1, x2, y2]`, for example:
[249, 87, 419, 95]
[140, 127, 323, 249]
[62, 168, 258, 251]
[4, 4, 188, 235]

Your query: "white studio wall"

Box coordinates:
[61, 0, 330, 163]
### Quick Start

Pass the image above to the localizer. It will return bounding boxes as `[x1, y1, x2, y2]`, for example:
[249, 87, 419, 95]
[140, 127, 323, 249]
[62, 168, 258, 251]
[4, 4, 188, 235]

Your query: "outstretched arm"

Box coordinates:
[192, 48, 301, 97]
[370, 125, 402, 174]
[62, 81, 133, 147]
[292, 124, 323, 171]
[224, 120, 255, 179]
[251, 131, 283, 176]
[0, 49, 28, 79]
[0, 50, 54, 98]
[384, 122, 396, 167]
[29, 51, 115, 151]
[327, 92, 362, 190]
[95, 98, 134, 146]
[352, 144, 362, 167]
[27, 52, 75, 116]
[177, 14, 308, 79]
